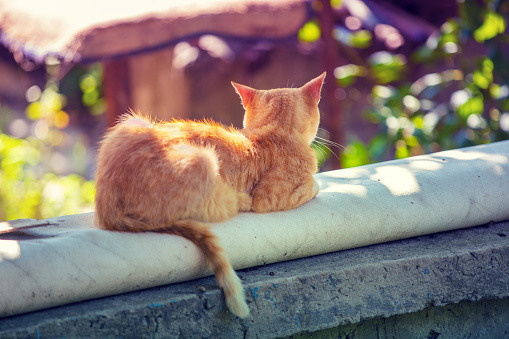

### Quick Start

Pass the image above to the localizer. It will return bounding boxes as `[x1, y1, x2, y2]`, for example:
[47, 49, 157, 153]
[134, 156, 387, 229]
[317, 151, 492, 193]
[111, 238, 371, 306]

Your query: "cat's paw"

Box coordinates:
[312, 179, 320, 198]
[251, 195, 275, 213]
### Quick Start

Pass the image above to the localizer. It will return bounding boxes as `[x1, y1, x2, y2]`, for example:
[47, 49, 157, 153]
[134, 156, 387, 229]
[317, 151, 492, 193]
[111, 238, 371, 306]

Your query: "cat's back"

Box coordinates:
[165, 119, 252, 152]
[96, 120, 169, 177]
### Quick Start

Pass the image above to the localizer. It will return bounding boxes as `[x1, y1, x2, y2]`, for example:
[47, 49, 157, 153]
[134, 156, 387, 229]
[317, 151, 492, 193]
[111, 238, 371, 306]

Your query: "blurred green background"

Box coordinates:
[0, 0, 508, 221]
[309, 0, 509, 169]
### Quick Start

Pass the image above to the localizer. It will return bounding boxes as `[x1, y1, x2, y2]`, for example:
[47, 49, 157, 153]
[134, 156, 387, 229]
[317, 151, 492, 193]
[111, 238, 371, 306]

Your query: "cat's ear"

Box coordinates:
[302, 72, 326, 104]
[232, 82, 256, 108]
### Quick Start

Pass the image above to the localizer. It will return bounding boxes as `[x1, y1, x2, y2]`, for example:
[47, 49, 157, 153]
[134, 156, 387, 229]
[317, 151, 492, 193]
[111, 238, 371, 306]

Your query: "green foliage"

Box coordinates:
[340, 140, 369, 168]
[0, 131, 96, 221]
[334, 64, 367, 87]
[368, 52, 406, 84]
[474, 11, 506, 42]
[80, 64, 106, 115]
[350, 30, 373, 49]
[326, 0, 509, 168]
[0, 63, 100, 221]
[299, 20, 321, 43]
[332, 27, 373, 49]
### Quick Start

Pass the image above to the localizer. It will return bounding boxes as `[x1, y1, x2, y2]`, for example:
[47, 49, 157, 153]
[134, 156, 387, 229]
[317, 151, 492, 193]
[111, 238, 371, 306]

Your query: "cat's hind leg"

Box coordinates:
[251, 169, 317, 213]
[237, 192, 253, 212]
[200, 178, 250, 222]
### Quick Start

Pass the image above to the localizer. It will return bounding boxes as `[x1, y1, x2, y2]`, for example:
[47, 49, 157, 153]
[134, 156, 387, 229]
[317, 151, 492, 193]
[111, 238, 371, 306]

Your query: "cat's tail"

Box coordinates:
[169, 219, 250, 319]
[102, 216, 250, 319]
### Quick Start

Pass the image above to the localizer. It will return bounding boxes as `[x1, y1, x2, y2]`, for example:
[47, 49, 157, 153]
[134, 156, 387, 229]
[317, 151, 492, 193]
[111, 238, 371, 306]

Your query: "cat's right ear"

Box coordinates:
[232, 82, 256, 109]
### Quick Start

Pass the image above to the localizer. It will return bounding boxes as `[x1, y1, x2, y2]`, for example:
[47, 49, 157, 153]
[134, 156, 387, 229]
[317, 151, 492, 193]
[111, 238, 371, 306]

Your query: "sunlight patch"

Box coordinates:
[372, 166, 420, 197]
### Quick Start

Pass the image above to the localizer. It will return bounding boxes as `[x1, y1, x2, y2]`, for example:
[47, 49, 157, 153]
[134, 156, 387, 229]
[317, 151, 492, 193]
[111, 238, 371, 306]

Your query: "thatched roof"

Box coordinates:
[0, 0, 310, 63]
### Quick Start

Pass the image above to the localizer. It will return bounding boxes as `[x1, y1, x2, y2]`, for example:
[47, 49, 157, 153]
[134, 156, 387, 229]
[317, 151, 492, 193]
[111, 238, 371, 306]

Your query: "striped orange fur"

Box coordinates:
[94, 73, 326, 318]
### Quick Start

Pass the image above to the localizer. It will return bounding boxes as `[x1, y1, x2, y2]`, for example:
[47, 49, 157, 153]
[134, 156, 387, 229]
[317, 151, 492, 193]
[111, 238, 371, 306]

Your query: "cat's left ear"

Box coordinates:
[302, 72, 326, 104]
[232, 82, 256, 109]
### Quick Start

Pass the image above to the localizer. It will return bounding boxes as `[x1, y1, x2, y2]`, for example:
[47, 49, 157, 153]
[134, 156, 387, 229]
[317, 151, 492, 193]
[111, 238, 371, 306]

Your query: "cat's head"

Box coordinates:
[232, 73, 326, 144]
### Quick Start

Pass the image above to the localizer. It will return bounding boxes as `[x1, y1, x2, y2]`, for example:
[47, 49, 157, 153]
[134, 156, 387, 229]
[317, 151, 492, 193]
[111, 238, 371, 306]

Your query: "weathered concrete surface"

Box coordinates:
[1, 220, 508, 338]
[290, 297, 509, 338]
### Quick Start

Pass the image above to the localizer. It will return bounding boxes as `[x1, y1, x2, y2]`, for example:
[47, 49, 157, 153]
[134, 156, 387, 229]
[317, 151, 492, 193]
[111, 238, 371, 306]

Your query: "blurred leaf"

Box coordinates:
[80, 74, 98, 93]
[369, 52, 406, 84]
[473, 57, 494, 89]
[367, 134, 388, 160]
[351, 30, 372, 49]
[82, 89, 100, 107]
[404, 135, 420, 148]
[299, 21, 321, 43]
[473, 70, 491, 89]
[331, 0, 342, 9]
[457, 96, 484, 120]
[490, 84, 509, 100]
[333, 27, 373, 49]
[412, 115, 424, 130]
[334, 64, 366, 87]
[26, 102, 42, 120]
[474, 11, 506, 42]
[394, 140, 410, 159]
[341, 140, 369, 168]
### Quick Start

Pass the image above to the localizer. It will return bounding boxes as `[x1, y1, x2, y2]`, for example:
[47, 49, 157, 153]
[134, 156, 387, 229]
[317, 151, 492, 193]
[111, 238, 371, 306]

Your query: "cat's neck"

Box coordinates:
[243, 126, 309, 147]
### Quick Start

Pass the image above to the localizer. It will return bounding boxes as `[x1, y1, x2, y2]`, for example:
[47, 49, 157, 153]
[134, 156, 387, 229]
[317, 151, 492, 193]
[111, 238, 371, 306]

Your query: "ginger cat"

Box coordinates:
[94, 73, 326, 319]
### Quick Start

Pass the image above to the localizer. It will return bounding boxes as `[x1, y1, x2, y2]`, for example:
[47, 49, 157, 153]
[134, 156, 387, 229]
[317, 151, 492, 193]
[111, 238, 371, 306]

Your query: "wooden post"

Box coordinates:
[102, 47, 190, 127]
[319, 0, 344, 169]
[103, 58, 131, 127]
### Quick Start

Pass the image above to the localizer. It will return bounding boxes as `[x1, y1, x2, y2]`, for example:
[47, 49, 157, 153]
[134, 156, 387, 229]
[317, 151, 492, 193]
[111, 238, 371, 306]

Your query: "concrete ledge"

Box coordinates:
[1, 219, 508, 338]
[307, 298, 509, 338]
[2, 141, 509, 320]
